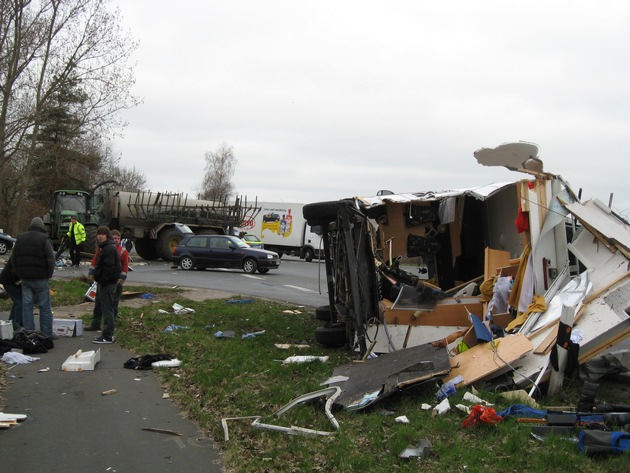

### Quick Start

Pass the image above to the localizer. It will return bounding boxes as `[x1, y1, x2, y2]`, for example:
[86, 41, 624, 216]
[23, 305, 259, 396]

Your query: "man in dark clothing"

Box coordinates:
[92, 226, 122, 344]
[0, 257, 23, 326]
[12, 217, 55, 339]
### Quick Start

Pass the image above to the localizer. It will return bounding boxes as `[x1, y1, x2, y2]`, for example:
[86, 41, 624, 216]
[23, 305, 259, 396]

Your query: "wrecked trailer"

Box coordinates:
[304, 141, 630, 404]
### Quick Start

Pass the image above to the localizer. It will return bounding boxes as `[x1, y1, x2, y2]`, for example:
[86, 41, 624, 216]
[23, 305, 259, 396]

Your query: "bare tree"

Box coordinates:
[198, 142, 237, 202]
[96, 147, 146, 192]
[0, 0, 140, 233]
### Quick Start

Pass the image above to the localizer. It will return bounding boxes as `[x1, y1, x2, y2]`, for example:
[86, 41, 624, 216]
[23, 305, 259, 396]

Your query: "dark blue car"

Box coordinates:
[172, 235, 280, 274]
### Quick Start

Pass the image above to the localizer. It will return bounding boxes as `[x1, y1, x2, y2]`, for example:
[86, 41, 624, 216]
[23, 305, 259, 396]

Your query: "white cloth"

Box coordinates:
[2, 352, 40, 364]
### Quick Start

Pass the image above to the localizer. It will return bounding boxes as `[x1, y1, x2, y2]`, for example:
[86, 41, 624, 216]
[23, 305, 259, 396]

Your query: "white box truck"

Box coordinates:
[238, 202, 323, 261]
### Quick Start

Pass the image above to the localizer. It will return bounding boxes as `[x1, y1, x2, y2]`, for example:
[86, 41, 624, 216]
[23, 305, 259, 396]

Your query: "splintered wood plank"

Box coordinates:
[442, 333, 533, 385]
[484, 247, 511, 281]
[383, 297, 480, 326]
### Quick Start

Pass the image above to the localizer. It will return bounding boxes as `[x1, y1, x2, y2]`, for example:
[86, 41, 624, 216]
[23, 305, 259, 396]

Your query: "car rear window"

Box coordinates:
[186, 236, 208, 248]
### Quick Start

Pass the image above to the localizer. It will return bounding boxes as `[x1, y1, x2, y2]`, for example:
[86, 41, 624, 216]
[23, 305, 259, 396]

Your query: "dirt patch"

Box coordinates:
[51, 287, 235, 320]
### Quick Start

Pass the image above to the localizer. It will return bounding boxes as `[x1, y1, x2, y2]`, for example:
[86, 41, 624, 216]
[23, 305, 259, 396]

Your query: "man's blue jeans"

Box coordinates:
[21, 279, 53, 338]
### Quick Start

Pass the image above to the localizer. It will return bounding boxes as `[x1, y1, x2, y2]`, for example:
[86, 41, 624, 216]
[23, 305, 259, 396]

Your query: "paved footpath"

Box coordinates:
[1, 308, 226, 473]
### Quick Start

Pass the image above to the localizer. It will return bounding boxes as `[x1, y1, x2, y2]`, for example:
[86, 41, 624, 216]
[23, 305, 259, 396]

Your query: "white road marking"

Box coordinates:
[243, 274, 264, 280]
[283, 285, 316, 293]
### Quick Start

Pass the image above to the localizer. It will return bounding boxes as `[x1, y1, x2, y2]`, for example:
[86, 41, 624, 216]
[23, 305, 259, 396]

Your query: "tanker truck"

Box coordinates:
[44, 187, 259, 262]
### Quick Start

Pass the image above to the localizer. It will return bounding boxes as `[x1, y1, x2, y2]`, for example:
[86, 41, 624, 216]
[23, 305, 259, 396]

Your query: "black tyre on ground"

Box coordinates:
[315, 305, 333, 322]
[315, 323, 347, 347]
[243, 258, 258, 274]
[157, 228, 185, 262]
[134, 238, 159, 261]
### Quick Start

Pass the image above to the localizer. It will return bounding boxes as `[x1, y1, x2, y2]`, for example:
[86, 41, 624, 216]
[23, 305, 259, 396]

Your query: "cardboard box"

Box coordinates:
[62, 349, 100, 371]
[53, 318, 83, 337]
[0, 320, 14, 340]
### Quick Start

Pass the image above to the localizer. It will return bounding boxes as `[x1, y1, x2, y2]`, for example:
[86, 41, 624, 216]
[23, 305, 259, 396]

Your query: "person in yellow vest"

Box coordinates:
[67, 216, 86, 267]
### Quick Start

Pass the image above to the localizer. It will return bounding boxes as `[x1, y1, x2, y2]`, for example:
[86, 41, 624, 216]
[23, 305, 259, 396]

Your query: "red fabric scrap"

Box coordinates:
[461, 405, 503, 428]
[514, 205, 529, 234]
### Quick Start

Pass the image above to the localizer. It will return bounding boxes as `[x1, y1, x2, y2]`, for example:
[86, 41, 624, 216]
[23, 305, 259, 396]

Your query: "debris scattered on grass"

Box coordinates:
[399, 438, 433, 460]
[241, 330, 265, 339]
[282, 355, 329, 364]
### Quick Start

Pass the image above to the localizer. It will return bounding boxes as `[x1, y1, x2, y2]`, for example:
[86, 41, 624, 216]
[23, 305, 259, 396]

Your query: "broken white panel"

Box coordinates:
[564, 198, 630, 255]
[568, 223, 621, 272]
[529, 180, 569, 295]
[473, 141, 541, 171]
[365, 324, 469, 353]
[512, 278, 630, 388]
[521, 271, 591, 336]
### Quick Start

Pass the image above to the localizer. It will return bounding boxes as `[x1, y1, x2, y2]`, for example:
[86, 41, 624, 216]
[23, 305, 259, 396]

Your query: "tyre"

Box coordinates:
[304, 247, 315, 262]
[258, 268, 269, 274]
[85, 224, 98, 254]
[315, 305, 332, 321]
[303, 200, 345, 224]
[0, 241, 7, 255]
[157, 228, 184, 262]
[243, 258, 258, 274]
[315, 323, 347, 347]
[179, 256, 194, 270]
[134, 238, 159, 261]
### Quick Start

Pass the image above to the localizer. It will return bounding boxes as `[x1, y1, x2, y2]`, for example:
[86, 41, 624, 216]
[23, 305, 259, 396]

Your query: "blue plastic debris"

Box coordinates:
[214, 330, 236, 338]
[164, 324, 189, 332]
[241, 330, 265, 339]
[140, 293, 155, 299]
[226, 299, 254, 304]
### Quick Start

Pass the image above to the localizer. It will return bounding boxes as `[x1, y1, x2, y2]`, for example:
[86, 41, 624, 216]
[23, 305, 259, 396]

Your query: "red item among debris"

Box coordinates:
[461, 405, 503, 428]
[514, 205, 529, 233]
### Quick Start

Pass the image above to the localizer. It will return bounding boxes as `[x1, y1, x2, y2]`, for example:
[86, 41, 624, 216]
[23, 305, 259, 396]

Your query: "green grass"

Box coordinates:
[2, 279, 628, 472]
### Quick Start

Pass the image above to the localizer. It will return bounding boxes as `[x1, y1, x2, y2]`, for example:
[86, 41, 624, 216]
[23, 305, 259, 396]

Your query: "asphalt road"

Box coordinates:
[55, 254, 330, 308]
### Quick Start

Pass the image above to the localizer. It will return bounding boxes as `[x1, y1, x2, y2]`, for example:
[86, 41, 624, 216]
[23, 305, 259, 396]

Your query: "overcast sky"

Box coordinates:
[110, 1, 630, 217]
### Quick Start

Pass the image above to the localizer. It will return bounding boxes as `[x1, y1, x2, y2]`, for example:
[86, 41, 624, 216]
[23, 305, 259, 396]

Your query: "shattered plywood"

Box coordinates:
[443, 333, 533, 386]
[327, 343, 450, 410]
[383, 297, 479, 326]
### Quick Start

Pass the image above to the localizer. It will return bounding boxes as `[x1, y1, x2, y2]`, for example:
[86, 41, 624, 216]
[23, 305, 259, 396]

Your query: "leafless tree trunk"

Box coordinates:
[199, 142, 238, 203]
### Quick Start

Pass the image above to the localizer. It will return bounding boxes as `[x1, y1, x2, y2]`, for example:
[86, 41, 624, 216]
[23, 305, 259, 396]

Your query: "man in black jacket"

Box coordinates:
[92, 226, 122, 344]
[12, 217, 55, 339]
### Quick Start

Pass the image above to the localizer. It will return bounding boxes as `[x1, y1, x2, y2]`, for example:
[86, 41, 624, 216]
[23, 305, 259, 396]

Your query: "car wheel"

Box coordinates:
[243, 258, 258, 274]
[180, 256, 194, 270]
[258, 268, 269, 274]
[315, 323, 347, 347]
[304, 248, 314, 262]
[0, 242, 7, 255]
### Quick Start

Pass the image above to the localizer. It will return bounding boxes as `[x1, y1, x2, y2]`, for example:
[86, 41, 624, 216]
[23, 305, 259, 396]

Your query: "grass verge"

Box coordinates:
[1, 279, 628, 472]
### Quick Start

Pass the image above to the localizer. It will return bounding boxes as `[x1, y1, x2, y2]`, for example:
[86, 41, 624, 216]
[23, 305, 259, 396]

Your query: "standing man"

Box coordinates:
[91, 226, 121, 344]
[0, 256, 23, 327]
[85, 229, 128, 331]
[67, 216, 86, 267]
[12, 217, 55, 339]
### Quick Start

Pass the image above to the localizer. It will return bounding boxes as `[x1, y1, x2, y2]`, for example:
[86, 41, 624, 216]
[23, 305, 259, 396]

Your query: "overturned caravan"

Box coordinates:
[305, 142, 630, 399]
